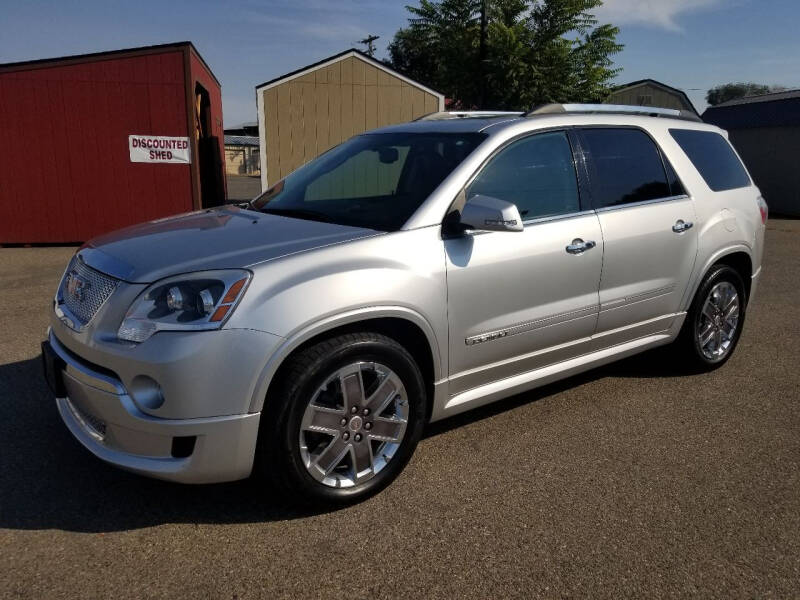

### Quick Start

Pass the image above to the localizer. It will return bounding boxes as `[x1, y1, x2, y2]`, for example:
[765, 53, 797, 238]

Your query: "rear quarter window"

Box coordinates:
[669, 129, 751, 192]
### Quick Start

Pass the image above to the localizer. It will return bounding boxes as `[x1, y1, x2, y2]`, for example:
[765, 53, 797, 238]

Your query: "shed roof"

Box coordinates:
[611, 78, 698, 115]
[254, 48, 443, 100]
[0, 41, 219, 86]
[702, 90, 800, 129]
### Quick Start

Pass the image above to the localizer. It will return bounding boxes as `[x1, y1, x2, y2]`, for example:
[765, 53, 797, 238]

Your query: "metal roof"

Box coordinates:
[224, 135, 259, 147]
[702, 90, 800, 129]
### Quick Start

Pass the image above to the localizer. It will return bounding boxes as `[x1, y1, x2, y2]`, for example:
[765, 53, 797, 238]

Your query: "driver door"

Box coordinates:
[444, 130, 603, 395]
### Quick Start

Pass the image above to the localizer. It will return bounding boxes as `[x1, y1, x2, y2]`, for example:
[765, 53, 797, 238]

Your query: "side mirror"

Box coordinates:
[459, 195, 523, 232]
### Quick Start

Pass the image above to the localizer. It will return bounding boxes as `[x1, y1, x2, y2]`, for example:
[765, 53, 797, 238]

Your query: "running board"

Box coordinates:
[439, 333, 673, 419]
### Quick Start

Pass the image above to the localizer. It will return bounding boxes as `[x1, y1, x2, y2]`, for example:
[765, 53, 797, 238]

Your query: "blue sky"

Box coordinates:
[2, 0, 798, 126]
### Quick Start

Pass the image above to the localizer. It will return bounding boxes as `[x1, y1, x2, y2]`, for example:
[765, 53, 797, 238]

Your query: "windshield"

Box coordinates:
[251, 132, 487, 231]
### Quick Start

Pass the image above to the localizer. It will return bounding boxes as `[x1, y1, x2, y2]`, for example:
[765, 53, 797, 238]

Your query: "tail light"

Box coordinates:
[757, 196, 768, 224]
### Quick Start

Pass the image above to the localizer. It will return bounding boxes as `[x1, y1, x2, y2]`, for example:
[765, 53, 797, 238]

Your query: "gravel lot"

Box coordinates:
[1, 220, 798, 599]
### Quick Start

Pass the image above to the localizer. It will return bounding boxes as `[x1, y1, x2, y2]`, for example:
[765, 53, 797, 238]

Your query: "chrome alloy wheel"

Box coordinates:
[696, 281, 740, 361]
[299, 362, 409, 488]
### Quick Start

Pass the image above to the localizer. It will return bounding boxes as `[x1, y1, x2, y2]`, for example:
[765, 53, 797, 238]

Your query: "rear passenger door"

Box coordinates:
[577, 127, 698, 347]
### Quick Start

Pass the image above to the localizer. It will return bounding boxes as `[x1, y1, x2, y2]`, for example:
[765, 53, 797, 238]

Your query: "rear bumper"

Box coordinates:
[48, 332, 261, 483]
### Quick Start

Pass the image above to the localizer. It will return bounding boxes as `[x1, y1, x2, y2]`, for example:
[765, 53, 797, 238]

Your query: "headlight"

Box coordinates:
[118, 270, 251, 342]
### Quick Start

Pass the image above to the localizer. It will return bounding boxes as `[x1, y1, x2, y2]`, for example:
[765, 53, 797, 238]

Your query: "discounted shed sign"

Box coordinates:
[129, 135, 191, 164]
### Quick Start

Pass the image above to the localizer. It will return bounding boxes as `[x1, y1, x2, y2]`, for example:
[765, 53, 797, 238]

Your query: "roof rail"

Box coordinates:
[524, 103, 702, 122]
[415, 110, 524, 121]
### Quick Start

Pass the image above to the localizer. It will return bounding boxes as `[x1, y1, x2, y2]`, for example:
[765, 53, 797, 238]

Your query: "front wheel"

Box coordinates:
[255, 332, 427, 505]
[677, 264, 747, 370]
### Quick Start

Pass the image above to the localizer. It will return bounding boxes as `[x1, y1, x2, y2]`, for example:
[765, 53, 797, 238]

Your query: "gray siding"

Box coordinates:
[728, 126, 800, 216]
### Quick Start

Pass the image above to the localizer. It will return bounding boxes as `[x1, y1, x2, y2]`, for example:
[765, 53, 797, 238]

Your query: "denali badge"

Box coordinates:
[65, 271, 89, 302]
[465, 329, 509, 346]
[484, 219, 518, 227]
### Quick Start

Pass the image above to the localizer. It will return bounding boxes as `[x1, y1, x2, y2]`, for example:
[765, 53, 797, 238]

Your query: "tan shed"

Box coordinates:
[255, 49, 444, 189]
[606, 79, 698, 115]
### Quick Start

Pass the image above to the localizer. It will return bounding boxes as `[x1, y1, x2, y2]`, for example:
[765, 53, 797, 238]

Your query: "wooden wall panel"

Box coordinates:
[288, 82, 304, 173]
[300, 75, 316, 164]
[264, 88, 280, 184]
[276, 83, 292, 179]
[328, 63, 342, 148]
[410, 87, 425, 118]
[424, 93, 438, 113]
[401, 83, 413, 122]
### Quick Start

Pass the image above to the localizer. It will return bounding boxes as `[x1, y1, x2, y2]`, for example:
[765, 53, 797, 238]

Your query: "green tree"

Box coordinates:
[706, 82, 783, 106]
[387, 0, 623, 110]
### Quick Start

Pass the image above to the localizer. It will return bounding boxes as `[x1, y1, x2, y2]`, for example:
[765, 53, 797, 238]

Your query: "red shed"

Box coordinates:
[0, 41, 226, 244]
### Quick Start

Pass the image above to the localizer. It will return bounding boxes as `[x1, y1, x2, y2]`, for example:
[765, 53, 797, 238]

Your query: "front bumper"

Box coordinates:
[47, 331, 263, 483]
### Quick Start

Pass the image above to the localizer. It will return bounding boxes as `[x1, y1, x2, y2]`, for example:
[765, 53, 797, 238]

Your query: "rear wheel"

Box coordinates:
[677, 265, 747, 370]
[255, 332, 427, 505]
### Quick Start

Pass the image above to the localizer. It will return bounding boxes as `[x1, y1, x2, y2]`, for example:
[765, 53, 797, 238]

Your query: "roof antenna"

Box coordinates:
[357, 35, 379, 57]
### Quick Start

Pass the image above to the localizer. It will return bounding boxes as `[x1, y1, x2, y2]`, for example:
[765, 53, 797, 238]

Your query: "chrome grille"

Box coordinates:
[58, 257, 119, 327]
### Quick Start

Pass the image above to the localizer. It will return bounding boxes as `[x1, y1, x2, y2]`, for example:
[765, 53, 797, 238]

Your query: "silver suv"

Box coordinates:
[43, 104, 767, 504]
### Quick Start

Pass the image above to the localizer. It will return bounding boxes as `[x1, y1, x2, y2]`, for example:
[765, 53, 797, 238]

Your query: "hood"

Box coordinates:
[79, 206, 380, 283]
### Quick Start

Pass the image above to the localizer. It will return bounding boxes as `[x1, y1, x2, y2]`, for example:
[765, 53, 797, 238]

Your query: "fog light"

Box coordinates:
[129, 375, 164, 410]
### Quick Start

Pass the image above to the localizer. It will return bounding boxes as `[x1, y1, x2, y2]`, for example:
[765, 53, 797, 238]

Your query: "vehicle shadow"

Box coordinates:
[0, 357, 328, 533]
[0, 345, 688, 533]
[424, 344, 691, 438]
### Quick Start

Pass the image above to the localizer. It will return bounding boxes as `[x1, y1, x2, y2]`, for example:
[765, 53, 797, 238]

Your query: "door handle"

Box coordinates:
[566, 239, 596, 254]
[672, 219, 694, 233]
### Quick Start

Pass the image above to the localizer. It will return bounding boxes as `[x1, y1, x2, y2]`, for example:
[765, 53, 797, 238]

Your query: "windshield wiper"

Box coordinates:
[259, 207, 334, 224]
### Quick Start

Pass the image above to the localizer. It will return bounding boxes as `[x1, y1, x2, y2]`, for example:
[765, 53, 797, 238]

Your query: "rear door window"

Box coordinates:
[579, 128, 671, 209]
[669, 129, 751, 191]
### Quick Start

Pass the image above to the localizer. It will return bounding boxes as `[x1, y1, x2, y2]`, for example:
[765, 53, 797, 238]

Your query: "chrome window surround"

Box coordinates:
[451, 126, 588, 224]
[571, 124, 691, 209]
[593, 194, 691, 214]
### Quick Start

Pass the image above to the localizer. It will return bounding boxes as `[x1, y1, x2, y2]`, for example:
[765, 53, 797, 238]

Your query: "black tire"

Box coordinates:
[254, 332, 427, 506]
[676, 264, 747, 371]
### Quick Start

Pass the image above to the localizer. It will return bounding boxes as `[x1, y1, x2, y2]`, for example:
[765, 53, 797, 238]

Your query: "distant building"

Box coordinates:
[606, 79, 698, 115]
[224, 134, 260, 176]
[255, 48, 444, 189]
[703, 90, 800, 216]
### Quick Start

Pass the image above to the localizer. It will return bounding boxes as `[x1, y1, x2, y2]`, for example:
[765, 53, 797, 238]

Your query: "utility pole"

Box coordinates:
[479, 0, 487, 109]
[358, 35, 380, 57]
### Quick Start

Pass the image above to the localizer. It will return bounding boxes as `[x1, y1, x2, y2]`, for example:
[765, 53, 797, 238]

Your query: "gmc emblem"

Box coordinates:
[65, 271, 89, 302]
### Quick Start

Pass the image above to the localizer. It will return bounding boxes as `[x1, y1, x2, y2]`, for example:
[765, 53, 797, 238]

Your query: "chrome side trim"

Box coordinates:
[522, 209, 595, 227]
[600, 285, 676, 312]
[594, 194, 690, 214]
[441, 332, 676, 420]
[466, 304, 598, 346]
